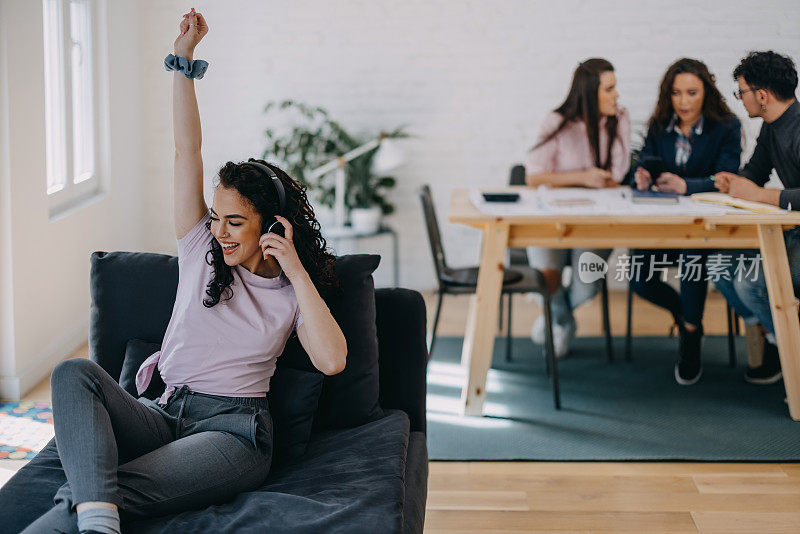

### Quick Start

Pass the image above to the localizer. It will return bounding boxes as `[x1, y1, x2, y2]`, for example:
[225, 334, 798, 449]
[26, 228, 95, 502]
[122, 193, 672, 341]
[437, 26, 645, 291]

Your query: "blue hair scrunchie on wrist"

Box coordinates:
[164, 53, 208, 79]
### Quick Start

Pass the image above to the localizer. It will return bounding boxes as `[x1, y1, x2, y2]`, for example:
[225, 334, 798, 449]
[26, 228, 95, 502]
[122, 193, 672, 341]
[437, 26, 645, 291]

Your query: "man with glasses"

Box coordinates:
[713, 51, 800, 385]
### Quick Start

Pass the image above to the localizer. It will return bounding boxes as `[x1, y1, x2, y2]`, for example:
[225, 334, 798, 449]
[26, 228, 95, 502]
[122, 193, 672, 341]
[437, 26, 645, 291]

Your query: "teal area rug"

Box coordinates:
[427, 336, 800, 461]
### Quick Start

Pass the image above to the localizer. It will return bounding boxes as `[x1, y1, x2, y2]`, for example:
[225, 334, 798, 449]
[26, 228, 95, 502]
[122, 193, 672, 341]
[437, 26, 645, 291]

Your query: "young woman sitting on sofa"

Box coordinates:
[22, 10, 347, 534]
[525, 58, 631, 358]
[631, 58, 741, 386]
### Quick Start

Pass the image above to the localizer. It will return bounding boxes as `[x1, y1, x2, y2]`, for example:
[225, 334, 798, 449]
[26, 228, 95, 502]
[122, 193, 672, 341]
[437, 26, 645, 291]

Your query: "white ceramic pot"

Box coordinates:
[350, 206, 382, 234]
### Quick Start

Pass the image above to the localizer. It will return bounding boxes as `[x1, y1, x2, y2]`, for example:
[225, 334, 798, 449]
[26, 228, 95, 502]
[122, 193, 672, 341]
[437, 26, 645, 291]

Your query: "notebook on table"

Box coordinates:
[632, 189, 679, 204]
[690, 192, 785, 214]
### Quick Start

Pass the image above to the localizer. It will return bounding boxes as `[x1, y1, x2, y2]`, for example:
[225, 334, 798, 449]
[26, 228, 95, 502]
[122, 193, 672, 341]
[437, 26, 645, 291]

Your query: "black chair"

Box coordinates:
[624, 266, 739, 367]
[508, 165, 614, 364]
[419, 185, 562, 408]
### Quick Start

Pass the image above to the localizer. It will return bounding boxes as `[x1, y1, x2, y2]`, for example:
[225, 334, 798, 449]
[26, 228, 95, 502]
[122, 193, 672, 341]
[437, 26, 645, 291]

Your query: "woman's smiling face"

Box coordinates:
[209, 186, 265, 271]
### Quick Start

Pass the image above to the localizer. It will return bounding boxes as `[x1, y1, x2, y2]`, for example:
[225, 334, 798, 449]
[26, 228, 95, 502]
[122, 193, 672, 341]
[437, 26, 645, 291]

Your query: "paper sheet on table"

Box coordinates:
[469, 187, 746, 216]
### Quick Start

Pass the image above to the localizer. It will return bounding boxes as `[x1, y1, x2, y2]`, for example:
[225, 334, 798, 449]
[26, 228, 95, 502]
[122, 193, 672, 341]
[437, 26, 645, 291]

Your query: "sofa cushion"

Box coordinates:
[128, 410, 411, 533]
[119, 339, 166, 400]
[268, 365, 324, 462]
[119, 340, 323, 462]
[89, 251, 179, 382]
[306, 254, 385, 430]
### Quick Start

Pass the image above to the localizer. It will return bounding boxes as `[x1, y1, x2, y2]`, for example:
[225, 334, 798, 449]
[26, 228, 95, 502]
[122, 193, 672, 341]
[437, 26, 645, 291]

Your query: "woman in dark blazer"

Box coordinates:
[632, 58, 741, 386]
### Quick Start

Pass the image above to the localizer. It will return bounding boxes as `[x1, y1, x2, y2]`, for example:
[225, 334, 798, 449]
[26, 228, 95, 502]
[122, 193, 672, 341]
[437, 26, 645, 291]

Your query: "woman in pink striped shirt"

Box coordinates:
[525, 58, 631, 358]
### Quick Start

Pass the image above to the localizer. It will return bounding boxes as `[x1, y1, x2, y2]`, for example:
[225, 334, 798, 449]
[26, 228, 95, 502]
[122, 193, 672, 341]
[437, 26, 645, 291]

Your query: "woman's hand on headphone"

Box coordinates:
[259, 216, 305, 280]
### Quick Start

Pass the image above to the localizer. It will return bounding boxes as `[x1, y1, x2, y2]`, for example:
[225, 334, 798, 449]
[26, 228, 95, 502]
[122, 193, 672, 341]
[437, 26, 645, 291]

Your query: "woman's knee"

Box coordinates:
[51, 358, 103, 392]
[733, 275, 768, 304]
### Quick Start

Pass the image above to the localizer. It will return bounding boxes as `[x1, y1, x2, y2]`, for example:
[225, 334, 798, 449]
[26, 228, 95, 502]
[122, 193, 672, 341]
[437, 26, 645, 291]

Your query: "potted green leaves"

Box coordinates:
[263, 100, 406, 232]
[345, 134, 404, 233]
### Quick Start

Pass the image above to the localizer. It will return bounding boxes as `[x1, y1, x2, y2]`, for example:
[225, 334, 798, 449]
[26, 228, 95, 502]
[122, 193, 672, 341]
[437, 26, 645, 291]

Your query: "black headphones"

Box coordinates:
[245, 161, 286, 235]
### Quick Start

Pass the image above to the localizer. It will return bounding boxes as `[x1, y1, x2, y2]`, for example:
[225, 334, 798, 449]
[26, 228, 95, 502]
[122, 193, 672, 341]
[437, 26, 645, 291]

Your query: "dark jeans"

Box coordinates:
[714, 227, 800, 335]
[21, 359, 273, 534]
[629, 249, 709, 327]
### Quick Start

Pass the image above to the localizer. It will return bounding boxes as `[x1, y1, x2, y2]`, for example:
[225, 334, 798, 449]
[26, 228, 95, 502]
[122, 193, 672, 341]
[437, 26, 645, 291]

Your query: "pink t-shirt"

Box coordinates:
[135, 212, 303, 403]
[525, 107, 631, 183]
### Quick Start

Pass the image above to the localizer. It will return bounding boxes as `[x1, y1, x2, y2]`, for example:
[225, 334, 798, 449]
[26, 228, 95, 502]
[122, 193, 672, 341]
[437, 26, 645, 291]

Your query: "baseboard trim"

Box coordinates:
[0, 319, 88, 401]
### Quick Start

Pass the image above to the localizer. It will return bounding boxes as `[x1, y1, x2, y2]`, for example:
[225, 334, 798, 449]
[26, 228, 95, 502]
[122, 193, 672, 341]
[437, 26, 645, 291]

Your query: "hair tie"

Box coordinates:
[164, 53, 208, 79]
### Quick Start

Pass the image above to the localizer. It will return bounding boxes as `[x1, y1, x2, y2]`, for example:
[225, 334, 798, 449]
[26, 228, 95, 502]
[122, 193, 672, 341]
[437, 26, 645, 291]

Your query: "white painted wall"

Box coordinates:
[0, 0, 143, 400]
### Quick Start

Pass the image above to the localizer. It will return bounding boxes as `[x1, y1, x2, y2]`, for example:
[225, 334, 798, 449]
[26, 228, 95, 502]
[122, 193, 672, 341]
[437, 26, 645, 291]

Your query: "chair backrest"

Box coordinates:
[418, 185, 448, 286]
[509, 164, 526, 186]
[507, 165, 530, 266]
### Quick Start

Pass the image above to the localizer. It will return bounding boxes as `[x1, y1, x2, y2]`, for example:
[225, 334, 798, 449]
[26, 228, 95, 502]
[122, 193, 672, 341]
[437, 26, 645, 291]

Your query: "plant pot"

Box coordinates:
[350, 206, 382, 234]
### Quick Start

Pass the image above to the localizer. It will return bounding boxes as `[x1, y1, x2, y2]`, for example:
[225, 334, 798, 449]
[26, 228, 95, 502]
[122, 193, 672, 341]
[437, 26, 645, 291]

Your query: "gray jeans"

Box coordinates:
[527, 247, 612, 327]
[22, 358, 273, 533]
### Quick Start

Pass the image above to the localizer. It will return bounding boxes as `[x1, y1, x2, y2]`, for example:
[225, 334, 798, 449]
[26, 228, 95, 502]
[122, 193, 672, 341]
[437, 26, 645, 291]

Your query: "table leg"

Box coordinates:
[460, 223, 509, 416]
[461, 295, 478, 368]
[757, 224, 800, 421]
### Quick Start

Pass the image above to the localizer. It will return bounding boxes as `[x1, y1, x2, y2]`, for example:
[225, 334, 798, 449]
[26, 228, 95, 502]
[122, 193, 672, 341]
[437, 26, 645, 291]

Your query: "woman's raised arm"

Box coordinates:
[173, 9, 209, 239]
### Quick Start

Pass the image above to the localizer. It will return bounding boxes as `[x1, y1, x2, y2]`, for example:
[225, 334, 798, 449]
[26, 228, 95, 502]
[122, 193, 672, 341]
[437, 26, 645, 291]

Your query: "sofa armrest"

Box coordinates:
[375, 288, 428, 434]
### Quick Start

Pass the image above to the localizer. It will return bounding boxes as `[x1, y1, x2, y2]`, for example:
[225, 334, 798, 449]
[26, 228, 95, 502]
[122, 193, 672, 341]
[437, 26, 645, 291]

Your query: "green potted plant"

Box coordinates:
[263, 100, 406, 230]
[345, 128, 406, 233]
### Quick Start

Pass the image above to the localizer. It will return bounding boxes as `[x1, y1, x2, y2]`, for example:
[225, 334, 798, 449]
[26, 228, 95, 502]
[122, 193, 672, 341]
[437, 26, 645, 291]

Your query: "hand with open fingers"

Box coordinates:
[655, 172, 687, 194]
[174, 8, 208, 58]
[259, 215, 305, 280]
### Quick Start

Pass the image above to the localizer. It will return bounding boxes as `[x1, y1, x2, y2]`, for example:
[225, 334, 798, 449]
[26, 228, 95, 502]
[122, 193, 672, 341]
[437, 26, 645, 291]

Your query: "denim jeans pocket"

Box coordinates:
[253, 409, 273, 460]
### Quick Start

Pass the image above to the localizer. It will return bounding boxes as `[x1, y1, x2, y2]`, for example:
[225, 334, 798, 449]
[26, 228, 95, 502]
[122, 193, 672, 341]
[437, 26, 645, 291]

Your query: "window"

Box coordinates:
[42, 0, 104, 216]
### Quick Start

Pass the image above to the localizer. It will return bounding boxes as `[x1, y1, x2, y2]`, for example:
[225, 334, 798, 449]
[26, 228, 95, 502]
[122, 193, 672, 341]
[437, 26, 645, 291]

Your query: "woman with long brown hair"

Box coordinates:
[21, 10, 346, 533]
[525, 58, 631, 358]
[631, 57, 741, 385]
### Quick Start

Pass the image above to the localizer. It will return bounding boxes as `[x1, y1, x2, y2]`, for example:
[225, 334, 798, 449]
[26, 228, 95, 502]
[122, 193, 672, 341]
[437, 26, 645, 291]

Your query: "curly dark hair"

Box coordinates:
[534, 58, 620, 171]
[649, 58, 737, 130]
[203, 158, 340, 308]
[733, 51, 798, 102]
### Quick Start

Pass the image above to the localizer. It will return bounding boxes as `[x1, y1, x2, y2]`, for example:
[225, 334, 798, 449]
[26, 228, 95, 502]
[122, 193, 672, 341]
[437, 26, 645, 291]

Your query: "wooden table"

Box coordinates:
[448, 187, 800, 419]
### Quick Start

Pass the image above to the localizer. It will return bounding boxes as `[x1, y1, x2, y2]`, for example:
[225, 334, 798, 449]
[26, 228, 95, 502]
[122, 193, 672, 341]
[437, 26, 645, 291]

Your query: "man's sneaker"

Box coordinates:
[552, 320, 576, 359]
[745, 339, 782, 384]
[532, 316, 575, 359]
[675, 323, 703, 385]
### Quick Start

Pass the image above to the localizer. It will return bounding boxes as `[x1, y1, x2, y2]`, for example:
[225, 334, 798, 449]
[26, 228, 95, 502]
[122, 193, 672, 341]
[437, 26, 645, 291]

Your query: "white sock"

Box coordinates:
[77, 506, 120, 534]
[765, 332, 777, 345]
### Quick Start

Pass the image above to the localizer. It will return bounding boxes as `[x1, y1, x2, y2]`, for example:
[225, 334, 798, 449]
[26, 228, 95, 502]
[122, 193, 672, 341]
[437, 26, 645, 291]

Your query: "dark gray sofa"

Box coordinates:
[0, 252, 428, 533]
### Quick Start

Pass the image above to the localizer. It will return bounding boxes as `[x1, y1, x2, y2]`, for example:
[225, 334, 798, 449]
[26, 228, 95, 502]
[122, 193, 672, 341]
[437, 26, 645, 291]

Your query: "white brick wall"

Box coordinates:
[139, 0, 800, 289]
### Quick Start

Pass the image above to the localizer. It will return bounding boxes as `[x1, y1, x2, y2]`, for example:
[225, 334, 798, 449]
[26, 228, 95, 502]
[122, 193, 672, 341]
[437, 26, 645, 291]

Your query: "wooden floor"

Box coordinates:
[8, 290, 800, 533]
